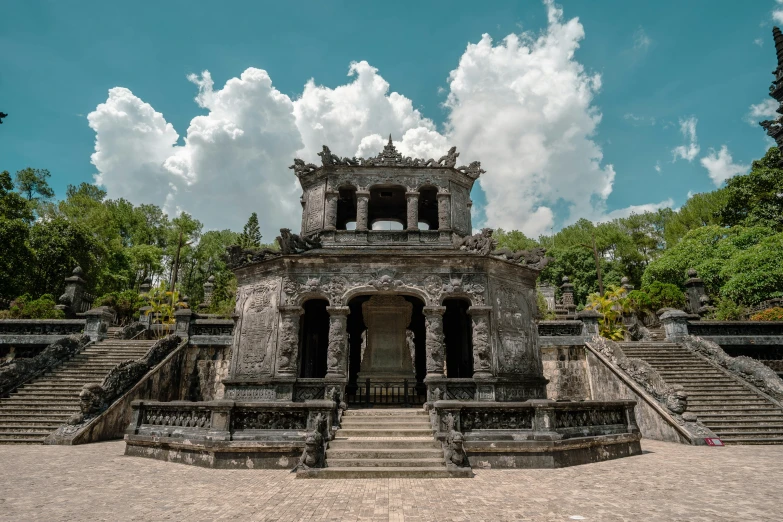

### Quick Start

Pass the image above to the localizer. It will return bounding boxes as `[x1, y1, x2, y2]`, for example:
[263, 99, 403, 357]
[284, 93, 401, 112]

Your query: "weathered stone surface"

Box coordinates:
[0, 334, 89, 396]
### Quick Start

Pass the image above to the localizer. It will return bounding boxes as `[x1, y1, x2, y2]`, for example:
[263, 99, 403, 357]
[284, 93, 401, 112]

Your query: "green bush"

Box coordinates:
[6, 294, 65, 319]
[707, 297, 746, 321]
[96, 290, 145, 325]
[536, 291, 556, 320]
[643, 282, 686, 311]
[750, 307, 783, 321]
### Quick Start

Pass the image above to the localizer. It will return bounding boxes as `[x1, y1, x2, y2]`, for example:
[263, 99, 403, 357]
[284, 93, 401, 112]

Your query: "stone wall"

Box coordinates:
[179, 344, 231, 401]
[541, 345, 590, 401]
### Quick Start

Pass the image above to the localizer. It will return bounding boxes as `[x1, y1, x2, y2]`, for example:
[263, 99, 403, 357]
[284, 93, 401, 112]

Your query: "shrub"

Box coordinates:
[6, 294, 65, 319]
[643, 282, 686, 311]
[585, 286, 629, 340]
[707, 297, 746, 321]
[536, 291, 556, 320]
[96, 290, 145, 325]
[750, 307, 783, 321]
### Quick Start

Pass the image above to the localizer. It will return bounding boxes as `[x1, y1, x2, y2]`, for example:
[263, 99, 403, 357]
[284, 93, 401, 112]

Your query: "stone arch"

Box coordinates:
[298, 298, 330, 378]
[442, 297, 473, 378]
[367, 184, 406, 229]
[294, 292, 332, 307]
[341, 285, 432, 308]
[417, 184, 439, 230]
[438, 292, 476, 307]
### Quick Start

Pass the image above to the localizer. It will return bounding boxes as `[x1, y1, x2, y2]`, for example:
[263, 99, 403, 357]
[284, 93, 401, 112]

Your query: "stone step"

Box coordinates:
[0, 413, 71, 420]
[329, 439, 440, 450]
[12, 392, 80, 399]
[689, 398, 770, 404]
[0, 424, 61, 431]
[340, 419, 431, 427]
[710, 427, 783, 434]
[340, 415, 429, 424]
[0, 431, 51, 438]
[0, 407, 78, 414]
[336, 428, 434, 437]
[343, 409, 427, 417]
[297, 467, 468, 479]
[689, 406, 780, 413]
[326, 448, 443, 459]
[0, 400, 79, 407]
[698, 413, 783, 420]
[0, 438, 47, 444]
[325, 458, 444, 468]
[721, 437, 783, 445]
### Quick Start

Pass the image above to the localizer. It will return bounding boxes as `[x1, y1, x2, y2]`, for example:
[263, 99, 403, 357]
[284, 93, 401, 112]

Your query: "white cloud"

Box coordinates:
[654, 161, 661, 173]
[624, 113, 656, 126]
[599, 198, 674, 222]
[88, 0, 661, 239]
[671, 116, 700, 162]
[775, 0, 783, 24]
[755, 37, 764, 47]
[746, 98, 779, 125]
[633, 27, 651, 52]
[700, 145, 749, 186]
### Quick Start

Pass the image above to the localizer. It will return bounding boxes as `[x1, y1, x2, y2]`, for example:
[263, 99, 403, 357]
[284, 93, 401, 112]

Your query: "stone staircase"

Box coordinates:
[0, 339, 154, 444]
[620, 342, 783, 445]
[300, 408, 470, 478]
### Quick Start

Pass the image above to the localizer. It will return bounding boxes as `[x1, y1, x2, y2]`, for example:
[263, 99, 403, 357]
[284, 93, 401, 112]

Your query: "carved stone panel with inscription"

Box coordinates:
[492, 281, 540, 377]
[231, 278, 280, 378]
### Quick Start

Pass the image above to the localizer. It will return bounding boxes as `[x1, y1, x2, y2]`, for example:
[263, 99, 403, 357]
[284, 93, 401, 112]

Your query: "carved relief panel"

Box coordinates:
[231, 278, 281, 378]
[302, 180, 326, 234]
[450, 182, 471, 236]
[491, 281, 540, 376]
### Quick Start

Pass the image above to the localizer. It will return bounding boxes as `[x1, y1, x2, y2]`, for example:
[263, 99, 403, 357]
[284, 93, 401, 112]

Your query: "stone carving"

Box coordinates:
[442, 414, 470, 469]
[277, 228, 322, 255]
[297, 413, 326, 470]
[681, 335, 783, 402]
[472, 315, 491, 372]
[0, 334, 90, 396]
[537, 322, 583, 337]
[424, 310, 445, 374]
[406, 330, 416, 367]
[554, 408, 625, 429]
[231, 409, 307, 430]
[234, 280, 279, 377]
[441, 275, 486, 305]
[225, 245, 281, 269]
[225, 386, 276, 400]
[457, 228, 496, 255]
[450, 184, 470, 235]
[289, 158, 317, 177]
[68, 335, 182, 425]
[277, 309, 302, 374]
[142, 407, 212, 428]
[456, 161, 486, 179]
[368, 270, 405, 292]
[491, 247, 552, 271]
[460, 409, 534, 431]
[317, 145, 341, 166]
[359, 296, 414, 380]
[0, 320, 86, 336]
[494, 285, 537, 374]
[360, 330, 367, 364]
[423, 275, 444, 301]
[326, 309, 348, 376]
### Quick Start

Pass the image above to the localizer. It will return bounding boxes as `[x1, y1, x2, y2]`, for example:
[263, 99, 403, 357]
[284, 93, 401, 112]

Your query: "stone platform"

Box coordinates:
[1, 439, 781, 521]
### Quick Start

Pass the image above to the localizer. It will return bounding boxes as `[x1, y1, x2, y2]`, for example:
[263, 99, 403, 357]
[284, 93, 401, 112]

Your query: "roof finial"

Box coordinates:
[388, 134, 393, 145]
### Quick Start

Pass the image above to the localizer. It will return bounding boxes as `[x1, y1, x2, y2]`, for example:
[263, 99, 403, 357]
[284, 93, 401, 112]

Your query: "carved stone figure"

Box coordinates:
[318, 145, 341, 167]
[458, 228, 496, 256]
[425, 311, 445, 374]
[297, 414, 326, 470]
[277, 310, 302, 373]
[406, 330, 416, 367]
[457, 161, 486, 179]
[289, 158, 317, 177]
[472, 317, 491, 372]
[277, 228, 322, 254]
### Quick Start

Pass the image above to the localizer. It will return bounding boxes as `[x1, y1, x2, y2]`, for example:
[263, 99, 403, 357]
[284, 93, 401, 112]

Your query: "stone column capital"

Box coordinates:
[279, 305, 304, 316]
[405, 191, 420, 198]
[355, 190, 370, 198]
[326, 306, 350, 316]
[423, 306, 446, 316]
[467, 305, 492, 316]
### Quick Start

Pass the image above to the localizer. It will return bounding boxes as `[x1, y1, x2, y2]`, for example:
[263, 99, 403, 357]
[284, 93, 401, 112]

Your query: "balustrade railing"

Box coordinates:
[347, 379, 425, 407]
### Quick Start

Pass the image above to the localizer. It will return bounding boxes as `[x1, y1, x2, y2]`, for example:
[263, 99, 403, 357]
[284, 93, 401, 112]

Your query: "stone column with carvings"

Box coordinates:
[356, 190, 370, 231]
[436, 192, 451, 231]
[276, 305, 304, 377]
[324, 190, 338, 231]
[423, 306, 446, 378]
[405, 191, 419, 231]
[325, 306, 350, 379]
[468, 306, 493, 378]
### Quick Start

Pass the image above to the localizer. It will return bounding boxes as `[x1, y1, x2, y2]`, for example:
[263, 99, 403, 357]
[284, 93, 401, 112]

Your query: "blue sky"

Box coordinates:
[0, 0, 779, 238]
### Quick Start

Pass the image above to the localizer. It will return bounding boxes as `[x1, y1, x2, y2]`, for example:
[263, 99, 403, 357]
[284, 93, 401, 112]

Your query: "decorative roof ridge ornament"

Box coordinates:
[288, 136, 482, 176]
[760, 26, 783, 163]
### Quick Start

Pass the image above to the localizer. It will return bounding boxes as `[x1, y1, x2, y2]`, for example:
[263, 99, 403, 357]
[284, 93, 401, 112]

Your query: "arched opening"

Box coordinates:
[346, 294, 427, 403]
[369, 185, 406, 228]
[336, 186, 357, 230]
[299, 299, 329, 378]
[418, 186, 439, 231]
[371, 220, 404, 230]
[443, 298, 473, 378]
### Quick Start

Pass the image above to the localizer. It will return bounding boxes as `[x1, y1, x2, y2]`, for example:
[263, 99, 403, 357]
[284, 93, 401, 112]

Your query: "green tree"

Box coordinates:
[663, 190, 727, 246]
[239, 212, 262, 249]
[14, 168, 54, 204]
[493, 228, 538, 251]
[718, 147, 783, 231]
[0, 171, 33, 298]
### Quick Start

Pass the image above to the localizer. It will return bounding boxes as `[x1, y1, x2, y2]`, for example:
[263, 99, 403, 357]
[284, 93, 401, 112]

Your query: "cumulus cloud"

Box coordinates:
[633, 27, 652, 52]
[746, 98, 779, 125]
[671, 116, 700, 162]
[599, 198, 674, 222]
[700, 146, 749, 186]
[654, 161, 661, 173]
[775, 0, 783, 24]
[88, 0, 661, 239]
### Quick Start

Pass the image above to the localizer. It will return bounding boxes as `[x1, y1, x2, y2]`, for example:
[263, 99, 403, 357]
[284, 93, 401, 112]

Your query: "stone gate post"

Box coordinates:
[325, 306, 350, 379]
[660, 310, 690, 341]
[423, 306, 446, 378]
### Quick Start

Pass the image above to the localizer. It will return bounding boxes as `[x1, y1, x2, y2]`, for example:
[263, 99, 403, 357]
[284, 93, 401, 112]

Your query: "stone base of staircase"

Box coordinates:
[298, 408, 472, 479]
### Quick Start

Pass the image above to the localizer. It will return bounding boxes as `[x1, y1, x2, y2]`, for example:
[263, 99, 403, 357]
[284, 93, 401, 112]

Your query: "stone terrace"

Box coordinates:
[0, 440, 781, 521]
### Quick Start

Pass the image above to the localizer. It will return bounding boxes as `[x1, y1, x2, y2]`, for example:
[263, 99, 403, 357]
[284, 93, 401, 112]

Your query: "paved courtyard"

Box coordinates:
[0, 439, 781, 521]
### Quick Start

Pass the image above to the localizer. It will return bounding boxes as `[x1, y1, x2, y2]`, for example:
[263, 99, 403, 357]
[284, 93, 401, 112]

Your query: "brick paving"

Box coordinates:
[0, 439, 781, 521]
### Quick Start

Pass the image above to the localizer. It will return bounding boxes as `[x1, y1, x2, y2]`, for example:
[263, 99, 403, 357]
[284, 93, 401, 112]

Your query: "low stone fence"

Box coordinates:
[0, 319, 87, 346]
[189, 318, 234, 346]
[537, 311, 600, 346]
[124, 399, 336, 469]
[430, 399, 641, 468]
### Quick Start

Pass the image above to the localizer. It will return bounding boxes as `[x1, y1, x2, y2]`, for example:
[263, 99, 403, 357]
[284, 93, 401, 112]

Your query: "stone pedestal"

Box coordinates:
[577, 309, 602, 338]
[660, 310, 690, 341]
[684, 269, 707, 315]
[357, 296, 414, 381]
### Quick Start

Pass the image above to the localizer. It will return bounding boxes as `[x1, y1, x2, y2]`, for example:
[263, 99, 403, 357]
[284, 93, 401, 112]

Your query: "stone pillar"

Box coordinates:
[660, 310, 690, 341]
[277, 306, 304, 377]
[436, 192, 451, 231]
[560, 276, 576, 318]
[139, 277, 152, 295]
[621, 276, 634, 293]
[199, 275, 215, 310]
[324, 190, 338, 231]
[468, 306, 492, 379]
[405, 191, 419, 231]
[174, 308, 194, 339]
[684, 269, 707, 315]
[577, 309, 602, 338]
[84, 306, 114, 342]
[56, 266, 87, 317]
[355, 191, 370, 231]
[325, 306, 350, 379]
[423, 306, 446, 378]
